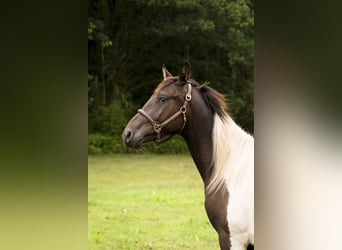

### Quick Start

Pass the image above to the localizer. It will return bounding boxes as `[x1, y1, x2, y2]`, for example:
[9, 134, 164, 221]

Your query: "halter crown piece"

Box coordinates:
[138, 83, 192, 145]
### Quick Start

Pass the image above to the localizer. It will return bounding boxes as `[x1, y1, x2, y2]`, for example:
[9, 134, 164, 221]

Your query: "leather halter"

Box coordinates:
[138, 83, 192, 145]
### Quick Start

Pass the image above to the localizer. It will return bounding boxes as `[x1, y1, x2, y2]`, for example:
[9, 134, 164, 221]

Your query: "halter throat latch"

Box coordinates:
[138, 83, 192, 145]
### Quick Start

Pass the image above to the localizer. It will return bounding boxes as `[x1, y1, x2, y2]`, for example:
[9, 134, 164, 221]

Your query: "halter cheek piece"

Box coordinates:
[138, 83, 192, 145]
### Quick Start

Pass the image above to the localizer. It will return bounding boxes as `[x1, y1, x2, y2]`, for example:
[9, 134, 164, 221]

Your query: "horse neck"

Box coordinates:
[180, 89, 254, 190]
[180, 90, 214, 186]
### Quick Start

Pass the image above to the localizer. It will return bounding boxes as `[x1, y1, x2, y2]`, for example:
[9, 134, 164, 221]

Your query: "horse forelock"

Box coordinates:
[154, 76, 179, 94]
[154, 77, 227, 118]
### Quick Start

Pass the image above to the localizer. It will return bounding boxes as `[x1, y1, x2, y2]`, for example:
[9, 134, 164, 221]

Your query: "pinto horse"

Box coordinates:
[122, 64, 254, 250]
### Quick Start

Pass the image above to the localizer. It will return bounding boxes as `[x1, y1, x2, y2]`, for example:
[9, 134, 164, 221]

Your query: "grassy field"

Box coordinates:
[88, 154, 219, 250]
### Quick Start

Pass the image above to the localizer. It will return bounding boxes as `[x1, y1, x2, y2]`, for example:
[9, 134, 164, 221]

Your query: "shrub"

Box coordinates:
[88, 133, 126, 154]
[88, 133, 189, 155]
[125, 135, 189, 154]
[93, 104, 127, 136]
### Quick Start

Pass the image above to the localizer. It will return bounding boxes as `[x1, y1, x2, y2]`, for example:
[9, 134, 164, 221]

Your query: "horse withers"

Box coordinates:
[122, 64, 254, 250]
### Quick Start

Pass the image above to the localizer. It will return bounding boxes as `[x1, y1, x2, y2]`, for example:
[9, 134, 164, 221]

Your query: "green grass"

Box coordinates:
[88, 154, 219, 250]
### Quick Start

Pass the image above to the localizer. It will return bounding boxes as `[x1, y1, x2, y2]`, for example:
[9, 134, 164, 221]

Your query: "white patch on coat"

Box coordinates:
[208, 114, 254, 248]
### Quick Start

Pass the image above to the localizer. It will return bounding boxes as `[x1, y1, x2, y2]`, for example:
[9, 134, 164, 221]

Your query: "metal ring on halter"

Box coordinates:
[185, 93, 191, 101]
[180, 106, 186, 114]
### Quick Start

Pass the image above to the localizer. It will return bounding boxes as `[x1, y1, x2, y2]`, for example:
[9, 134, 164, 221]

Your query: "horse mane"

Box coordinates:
[187, 79, 228, 120]
[187, 79, 253, 194]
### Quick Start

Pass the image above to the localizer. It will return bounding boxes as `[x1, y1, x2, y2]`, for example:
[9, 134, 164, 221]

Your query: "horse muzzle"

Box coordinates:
[122, 127, 142, 148]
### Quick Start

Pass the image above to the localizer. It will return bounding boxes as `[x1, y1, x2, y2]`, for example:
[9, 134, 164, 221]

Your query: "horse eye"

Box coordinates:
[159, 96, 169, 103]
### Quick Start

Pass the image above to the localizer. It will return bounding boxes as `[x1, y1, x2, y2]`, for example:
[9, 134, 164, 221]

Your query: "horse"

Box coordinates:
[122, 63, 254, 250]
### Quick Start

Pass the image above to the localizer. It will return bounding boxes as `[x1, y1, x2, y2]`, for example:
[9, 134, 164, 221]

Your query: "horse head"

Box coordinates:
[123, 63, 192, 148]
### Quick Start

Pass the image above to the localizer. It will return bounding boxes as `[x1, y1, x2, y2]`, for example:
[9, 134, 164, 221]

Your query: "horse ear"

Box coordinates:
[162, 65, 173, 80]
[180, 62, 191, 82]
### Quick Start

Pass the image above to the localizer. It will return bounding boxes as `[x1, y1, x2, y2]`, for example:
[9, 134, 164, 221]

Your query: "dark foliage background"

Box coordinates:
[88, 0, 254, 153]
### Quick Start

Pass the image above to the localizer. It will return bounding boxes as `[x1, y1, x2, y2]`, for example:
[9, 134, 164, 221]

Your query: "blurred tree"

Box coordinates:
[88, 0, 254, 143]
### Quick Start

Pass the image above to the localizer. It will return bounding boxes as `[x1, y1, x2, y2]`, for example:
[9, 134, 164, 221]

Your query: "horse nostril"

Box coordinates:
[124, 128, 133, 143]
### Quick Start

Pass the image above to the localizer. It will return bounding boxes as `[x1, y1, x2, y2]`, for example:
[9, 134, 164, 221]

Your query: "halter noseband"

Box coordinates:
[138, 83, 192, 145]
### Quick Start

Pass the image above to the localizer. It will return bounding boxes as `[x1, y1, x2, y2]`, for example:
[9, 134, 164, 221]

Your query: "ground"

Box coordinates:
[88, 154, 219, 249]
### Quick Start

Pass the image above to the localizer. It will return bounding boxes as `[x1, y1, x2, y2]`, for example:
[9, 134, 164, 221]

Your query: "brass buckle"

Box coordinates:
[153, 123, 162, 133]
